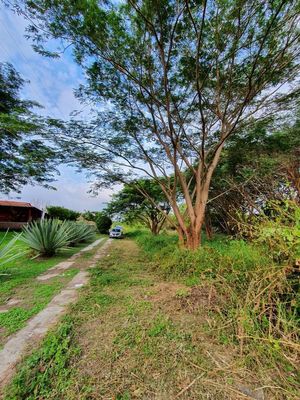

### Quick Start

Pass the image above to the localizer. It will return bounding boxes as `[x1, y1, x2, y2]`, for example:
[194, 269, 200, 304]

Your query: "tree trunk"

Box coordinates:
[176, 225, 203, 250]
[150, 220, 159, 235]
[205, 212, 213, 240]
[177, 226, 185, 248]
[186, 227, 202, 250]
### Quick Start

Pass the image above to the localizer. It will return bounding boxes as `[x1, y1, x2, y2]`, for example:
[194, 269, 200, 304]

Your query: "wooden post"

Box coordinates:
[28, 207, 32, 222]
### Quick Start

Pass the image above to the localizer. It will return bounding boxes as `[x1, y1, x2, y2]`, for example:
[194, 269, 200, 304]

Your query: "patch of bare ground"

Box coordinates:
[59, 239, 273, 400]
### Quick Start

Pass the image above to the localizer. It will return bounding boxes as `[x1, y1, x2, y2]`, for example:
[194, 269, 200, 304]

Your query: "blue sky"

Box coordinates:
[0, 5, 115, 211]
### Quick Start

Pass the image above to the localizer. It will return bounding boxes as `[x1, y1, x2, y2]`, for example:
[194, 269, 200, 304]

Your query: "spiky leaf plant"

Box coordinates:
[21, 219, 71, 257]
[0, 231, 24, 267]
[66, 222, 96, 246]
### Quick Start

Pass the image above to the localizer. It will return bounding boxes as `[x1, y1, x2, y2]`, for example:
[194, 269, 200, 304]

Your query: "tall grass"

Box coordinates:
[134, 229, 300, 393]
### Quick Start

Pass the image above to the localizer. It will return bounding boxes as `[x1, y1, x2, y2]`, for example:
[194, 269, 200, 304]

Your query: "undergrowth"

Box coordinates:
[4, 317, 79, 400]
[134, 229, 300, 396]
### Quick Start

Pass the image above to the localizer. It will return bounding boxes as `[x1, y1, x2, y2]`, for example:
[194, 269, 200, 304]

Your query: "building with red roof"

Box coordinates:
[0, 200, 44, 229]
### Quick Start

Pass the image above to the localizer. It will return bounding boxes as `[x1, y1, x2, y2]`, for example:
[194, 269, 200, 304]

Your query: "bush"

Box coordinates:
[238, 200, 300, 263]
[253, 201, 300, 263]
[46, 206, 80, 221]
[21, 219, 71, 257]
[95, 213, 112, 234]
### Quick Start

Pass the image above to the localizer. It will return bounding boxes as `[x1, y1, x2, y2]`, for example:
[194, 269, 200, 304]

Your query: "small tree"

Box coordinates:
[106, 179, 170, 235]
[46, 206, 80, 221]
[95, 212, 112, 234]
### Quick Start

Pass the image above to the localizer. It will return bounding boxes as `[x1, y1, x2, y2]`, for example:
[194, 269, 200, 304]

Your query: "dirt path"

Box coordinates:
[0, 238, 112, 389]
[56, 239, 266, 400]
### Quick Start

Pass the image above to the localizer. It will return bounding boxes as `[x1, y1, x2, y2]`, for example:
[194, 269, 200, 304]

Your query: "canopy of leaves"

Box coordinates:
[46, 205, 80, 221]
[14, 0, 300, 184]
[0, 62, 60, 194]
[95, 212, 112, 234]
[106, 179, 170, 234]
[206, 117, 300, 233]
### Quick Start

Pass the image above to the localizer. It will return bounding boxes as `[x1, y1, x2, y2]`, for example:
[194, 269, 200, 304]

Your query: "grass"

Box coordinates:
[0, 270, 78, 342]
[4, 236, 299, 399]
[4, 317, 80, 400]
[0, 231, 105, 345]
[0, 231, 87, 304]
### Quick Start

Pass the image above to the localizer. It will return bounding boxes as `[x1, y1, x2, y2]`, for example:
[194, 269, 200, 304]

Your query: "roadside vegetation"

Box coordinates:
[5, 236, 299, 399]
[21, 219, 96, 256]
[1, 1, 299, 398]
[0, 224, 102, 346]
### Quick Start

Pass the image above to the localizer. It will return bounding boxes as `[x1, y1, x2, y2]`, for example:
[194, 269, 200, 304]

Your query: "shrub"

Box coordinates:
[21, 219, 71, 257]
[238, 200, 300, 263]
[65, 222, 96, 246]
[46, 206, 80, 221]
[95, 213, 112, 234]
[253, 201, 300, 263]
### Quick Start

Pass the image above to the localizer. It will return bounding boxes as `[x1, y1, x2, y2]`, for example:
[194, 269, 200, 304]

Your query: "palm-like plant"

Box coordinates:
[66, 222, 96, 246]
[21, 219, 71, 257]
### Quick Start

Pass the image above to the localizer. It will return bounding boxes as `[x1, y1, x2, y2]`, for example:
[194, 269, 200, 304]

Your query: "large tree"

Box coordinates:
[0, 62, 59, 193]
[12, 0, 300, 248]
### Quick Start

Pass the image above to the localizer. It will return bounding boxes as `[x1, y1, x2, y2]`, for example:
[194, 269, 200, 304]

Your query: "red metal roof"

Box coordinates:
[0, 200, 32, 208]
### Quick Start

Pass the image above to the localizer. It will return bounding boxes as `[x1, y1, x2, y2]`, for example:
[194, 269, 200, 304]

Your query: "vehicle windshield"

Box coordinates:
[112, 229, 121, 232]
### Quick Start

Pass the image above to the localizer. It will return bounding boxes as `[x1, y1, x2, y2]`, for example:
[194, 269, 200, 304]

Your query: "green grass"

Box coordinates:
[4, 240, 211, 399]
[0, 231, 105, 344]
[5, 237, 299, 399]
[4, 317, 80, 400]
[0, 269, 78, 339]
[135, 230, 300, 393]
[0, 231, 89, 304]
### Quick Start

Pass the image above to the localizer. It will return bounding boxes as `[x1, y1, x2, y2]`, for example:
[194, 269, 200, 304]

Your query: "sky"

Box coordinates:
[0, 5, 116, 211]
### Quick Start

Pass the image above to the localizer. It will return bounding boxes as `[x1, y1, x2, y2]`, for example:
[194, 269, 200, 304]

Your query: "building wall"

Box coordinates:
[0, 205, 43, 229]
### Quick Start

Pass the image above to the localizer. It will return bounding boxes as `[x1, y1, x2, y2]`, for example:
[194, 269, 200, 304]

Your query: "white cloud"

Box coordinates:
[2, 167, 120, 212]
[0, 6, 117, 210]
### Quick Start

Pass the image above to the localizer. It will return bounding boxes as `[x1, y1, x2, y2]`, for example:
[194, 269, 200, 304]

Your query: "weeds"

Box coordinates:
[4, 236, 300, 399]
[135, 230, 300, 397]
[4, 317, 79, 400]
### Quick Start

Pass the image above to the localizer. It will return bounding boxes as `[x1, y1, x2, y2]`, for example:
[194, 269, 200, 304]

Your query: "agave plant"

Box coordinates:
[0, 231, 24, 267]
[21, 219, 72, 257]
[66, 222, 96, 246]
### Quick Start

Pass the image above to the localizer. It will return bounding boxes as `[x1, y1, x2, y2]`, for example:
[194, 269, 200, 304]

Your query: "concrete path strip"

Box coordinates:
[0, 238, 106, 314]
[0, 238, 112, 389]
[36, 238, 104, 282]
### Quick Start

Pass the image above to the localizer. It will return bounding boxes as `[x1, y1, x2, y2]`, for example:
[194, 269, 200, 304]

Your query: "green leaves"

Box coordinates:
[65, 221, 96, 245]
[0, 62, 59, 193]
[0, 231, 25, 267]
[21, 219, 97, 257]
[21, 219, 72, 257]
